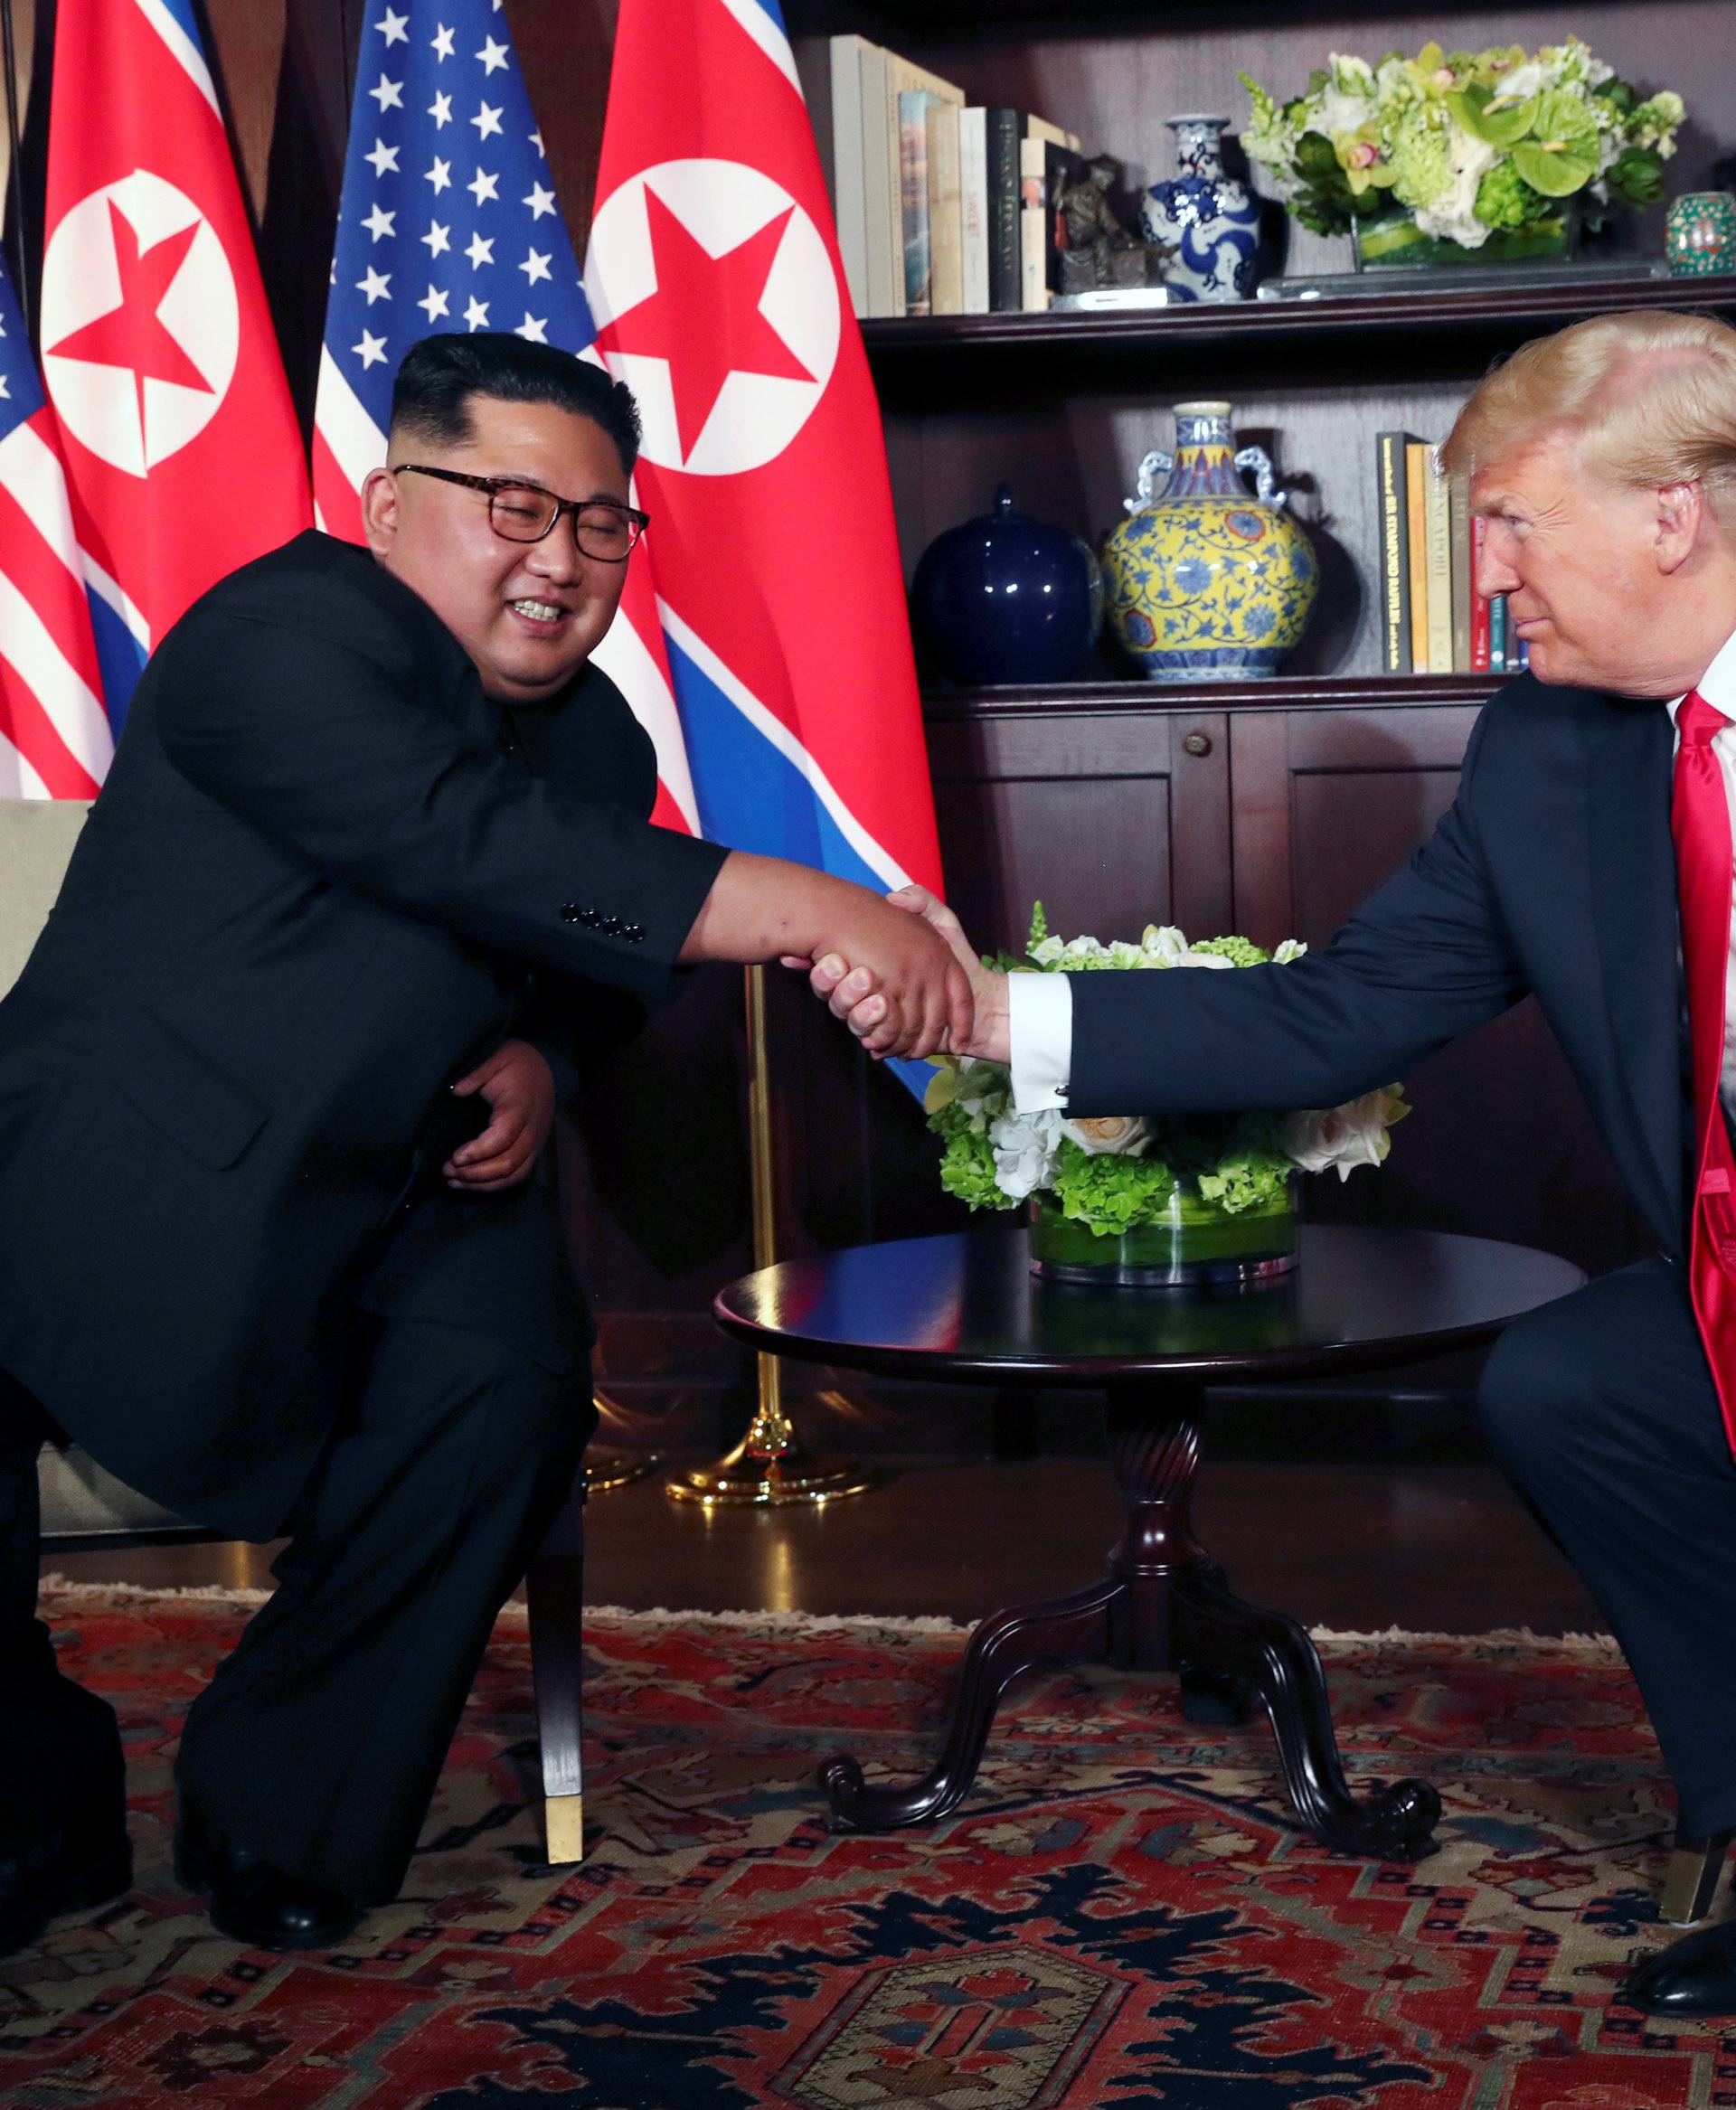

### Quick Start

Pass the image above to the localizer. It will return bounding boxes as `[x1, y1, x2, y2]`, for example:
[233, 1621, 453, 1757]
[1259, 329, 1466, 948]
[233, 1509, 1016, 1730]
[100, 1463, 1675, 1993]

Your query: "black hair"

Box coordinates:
[388, 333, 642, 478]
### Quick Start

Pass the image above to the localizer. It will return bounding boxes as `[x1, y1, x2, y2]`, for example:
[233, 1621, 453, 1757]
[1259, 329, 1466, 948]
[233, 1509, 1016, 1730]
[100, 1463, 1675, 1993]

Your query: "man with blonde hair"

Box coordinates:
[820, 308, 1736, 2016]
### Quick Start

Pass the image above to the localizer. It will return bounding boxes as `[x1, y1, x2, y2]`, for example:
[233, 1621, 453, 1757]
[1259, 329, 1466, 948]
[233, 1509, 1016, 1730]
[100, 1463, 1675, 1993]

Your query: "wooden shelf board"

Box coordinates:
[865, 274, 1736, 364]
[921, 672, 1503, 716]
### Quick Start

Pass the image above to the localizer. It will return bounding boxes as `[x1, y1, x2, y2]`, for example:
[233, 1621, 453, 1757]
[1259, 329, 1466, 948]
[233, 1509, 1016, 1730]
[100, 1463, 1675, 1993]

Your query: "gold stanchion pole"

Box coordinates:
[665, 964, 877, 1506]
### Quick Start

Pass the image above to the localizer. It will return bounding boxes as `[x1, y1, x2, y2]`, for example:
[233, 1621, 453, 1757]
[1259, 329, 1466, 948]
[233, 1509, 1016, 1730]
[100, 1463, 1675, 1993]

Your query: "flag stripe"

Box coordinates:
[715, 0, 800, 96]
[0, 569, 118, 783]
[0, 423, 91, 599]
[311, 424, 367, 549]
[129, 0, 222, 115]
[0, 729, 55, 800]
[0, 478, 108, 702]
[314, 344, 388, 510]
[588, 601, 701, 834]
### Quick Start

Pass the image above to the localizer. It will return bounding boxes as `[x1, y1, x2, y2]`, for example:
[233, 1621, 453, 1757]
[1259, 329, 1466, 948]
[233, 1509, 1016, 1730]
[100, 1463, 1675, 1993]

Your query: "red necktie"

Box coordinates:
[1673, 687, 1736, 1455]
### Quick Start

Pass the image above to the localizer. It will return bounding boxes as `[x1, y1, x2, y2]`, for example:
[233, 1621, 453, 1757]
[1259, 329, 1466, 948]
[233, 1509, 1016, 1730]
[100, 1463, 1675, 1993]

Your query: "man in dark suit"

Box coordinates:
[0, 333, 968, 1955]
[822, 309, 1736, 2017]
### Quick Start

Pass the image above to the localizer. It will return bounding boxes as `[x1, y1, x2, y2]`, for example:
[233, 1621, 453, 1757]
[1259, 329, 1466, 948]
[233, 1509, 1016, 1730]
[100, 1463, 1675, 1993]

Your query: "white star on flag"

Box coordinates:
[377, 7, 408, 44]
[515, 314, 548, 342]
[431, 23, 455, 60]
[523, 183, 555, 220]
[519, 249, 551, 285]
[353, 329, 389, 368]
[361, 203, 396, 241]
[529, 128, 544, 157]
[363, 137, 399, 177]
[421, 221, 451, 256]
[425, 156, 451, 193]
[368, 73, 404, 112]
[476, 36, 510, 74]
[429, 91, 453, 127]
[467, 169, 499, 206]
[356, 267, 392, 305]
[463, 296, 489, 330]
[472, 101, 503, 140]
[418, 285, 450, 322]
[465, 231, 495, 268]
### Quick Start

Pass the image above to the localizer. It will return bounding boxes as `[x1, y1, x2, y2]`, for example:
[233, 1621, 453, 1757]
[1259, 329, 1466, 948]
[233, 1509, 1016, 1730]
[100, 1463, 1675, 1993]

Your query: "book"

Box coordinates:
[1489, 592, 1508, 673]
[884, 52, 964, 319]
[856, 42, 898, 316]
[899, 89, 939, 316]
[1024, 112, 1080, 152]
[1404, 441, 1431, 673]
[1469, 515, 1491, 672]
[826, 36, 871, 316]
[1019, 134, 1048, 311]
[927, 100, 964, 316]
[1374, 431, 1413, 676]
[985, 108, 1024, 314]
[1448, 471, 1471, 675]
[958, 108, 990, 314]
[1423, 447, 1453, 675]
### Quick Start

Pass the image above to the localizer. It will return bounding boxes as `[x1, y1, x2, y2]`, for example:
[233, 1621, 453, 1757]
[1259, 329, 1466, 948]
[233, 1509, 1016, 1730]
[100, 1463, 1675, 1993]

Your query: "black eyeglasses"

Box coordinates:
[391, 465, 649, 561]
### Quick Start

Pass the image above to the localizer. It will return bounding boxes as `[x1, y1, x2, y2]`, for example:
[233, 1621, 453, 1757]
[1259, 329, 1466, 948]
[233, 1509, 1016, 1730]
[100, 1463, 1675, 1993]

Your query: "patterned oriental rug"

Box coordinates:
[3, 1585, 1727, 2108]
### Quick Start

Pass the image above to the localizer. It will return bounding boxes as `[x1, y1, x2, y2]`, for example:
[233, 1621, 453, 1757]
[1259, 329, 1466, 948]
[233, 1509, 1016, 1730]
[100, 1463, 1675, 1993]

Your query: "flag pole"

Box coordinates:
[0, 0, 28, 344]
[665, 963, 876, 1506]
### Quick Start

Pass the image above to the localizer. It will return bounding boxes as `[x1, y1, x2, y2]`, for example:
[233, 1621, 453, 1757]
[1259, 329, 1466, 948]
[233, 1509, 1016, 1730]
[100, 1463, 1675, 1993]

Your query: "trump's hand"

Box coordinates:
[445, 1039, 556, 1191]
[796, 887, 1011, 1064]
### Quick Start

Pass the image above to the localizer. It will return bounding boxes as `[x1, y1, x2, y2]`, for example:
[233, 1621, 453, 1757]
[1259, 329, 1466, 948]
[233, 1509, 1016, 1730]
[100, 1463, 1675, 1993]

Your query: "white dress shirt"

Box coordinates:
[1008, 626, 1736, 1119]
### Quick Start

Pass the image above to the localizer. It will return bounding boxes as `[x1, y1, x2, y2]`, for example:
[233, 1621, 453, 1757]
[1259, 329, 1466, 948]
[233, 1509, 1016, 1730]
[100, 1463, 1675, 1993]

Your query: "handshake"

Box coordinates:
[786, 884, 1011, 1068]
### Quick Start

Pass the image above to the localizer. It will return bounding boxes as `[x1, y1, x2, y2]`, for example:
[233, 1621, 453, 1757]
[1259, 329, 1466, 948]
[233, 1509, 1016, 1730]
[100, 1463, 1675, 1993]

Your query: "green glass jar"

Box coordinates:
[1028, 1182, 1298, 1288]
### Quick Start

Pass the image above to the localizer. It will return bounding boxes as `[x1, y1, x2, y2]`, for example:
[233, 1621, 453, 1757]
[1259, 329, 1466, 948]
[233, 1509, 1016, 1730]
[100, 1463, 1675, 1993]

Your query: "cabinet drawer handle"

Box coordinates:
[1183, 730, 1213, 758]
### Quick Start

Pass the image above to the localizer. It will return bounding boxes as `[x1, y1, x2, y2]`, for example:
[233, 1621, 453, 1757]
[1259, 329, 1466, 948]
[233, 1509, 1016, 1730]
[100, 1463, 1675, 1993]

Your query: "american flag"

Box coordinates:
[312, 0, 697, 829]
[0, 251, 114, 798]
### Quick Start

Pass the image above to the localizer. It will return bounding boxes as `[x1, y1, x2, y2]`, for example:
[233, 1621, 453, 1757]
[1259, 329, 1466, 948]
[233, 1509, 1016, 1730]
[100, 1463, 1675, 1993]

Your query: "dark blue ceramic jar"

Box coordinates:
[911, 486, 1102, 685]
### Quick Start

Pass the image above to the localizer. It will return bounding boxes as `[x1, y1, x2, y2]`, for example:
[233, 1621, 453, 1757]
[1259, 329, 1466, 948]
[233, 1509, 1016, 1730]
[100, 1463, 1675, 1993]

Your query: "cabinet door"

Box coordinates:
[926, 706, 1232, 950]
[1229, 706, 1648, 1276]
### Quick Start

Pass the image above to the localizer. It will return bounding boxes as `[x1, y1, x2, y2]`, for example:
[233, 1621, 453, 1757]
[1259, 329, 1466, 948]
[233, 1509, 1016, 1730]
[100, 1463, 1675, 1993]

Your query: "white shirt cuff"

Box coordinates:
[1007, 972, 1073, 1111]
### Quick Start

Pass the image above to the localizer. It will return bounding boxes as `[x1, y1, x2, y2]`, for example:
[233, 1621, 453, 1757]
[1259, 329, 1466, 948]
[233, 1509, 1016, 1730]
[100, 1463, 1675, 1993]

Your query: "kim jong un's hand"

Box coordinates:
[445, 1039, 556, 1191]
[801, 887, 1011, 1065]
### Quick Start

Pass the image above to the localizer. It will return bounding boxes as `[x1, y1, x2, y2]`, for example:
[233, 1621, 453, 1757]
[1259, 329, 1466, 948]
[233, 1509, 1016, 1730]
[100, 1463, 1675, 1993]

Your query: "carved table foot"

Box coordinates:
[822, 1578, 1120, 1832]
[1173, 1566, 1441, 1862]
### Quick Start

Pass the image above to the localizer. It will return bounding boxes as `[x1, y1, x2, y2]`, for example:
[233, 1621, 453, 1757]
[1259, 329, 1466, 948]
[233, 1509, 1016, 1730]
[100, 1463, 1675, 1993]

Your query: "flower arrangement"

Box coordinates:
[1238, 37, 1684, 258]
[925, 907, 1409, 1256]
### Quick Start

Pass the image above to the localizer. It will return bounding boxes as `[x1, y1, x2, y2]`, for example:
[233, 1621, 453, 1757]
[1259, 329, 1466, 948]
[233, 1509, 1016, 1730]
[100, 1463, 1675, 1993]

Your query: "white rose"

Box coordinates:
[989, 1107, 1063, 1200]
[1320, 85, 1375, 137]
[1412, 128, 1495, 248]
[1028, 937, 1067, 966]
[1281, 1086, 1409, 1182]
[1273, 938, 1308, 964]
[1060, 1114, 1150, 1157]
[1139, 924, 1189, 964]
[1176, 947, 1239, 970]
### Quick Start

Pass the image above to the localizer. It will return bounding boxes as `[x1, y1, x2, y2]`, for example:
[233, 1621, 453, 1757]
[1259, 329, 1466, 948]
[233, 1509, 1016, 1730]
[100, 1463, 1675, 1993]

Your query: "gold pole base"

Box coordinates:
[542, 1792, 584, 1867]
[583, 1447, 659, 1494]
[665, 1430, 878, 1507]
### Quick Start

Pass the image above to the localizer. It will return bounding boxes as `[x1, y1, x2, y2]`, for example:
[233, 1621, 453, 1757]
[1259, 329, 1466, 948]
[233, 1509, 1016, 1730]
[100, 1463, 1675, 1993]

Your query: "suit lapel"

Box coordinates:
[1587, 697, 1684, 1244]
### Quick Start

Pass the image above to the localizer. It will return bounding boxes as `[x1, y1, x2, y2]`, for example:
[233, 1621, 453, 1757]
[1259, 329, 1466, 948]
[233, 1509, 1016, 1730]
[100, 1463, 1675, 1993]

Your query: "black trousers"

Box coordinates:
[1477, 1254, 1736, 1836]
[6, 1315, 590, 1905]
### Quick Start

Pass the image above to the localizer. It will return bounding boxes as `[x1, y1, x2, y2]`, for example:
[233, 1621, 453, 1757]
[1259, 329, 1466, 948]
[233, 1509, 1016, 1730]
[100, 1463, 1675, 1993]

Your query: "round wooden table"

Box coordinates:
[714, 1222, 1585, 1864]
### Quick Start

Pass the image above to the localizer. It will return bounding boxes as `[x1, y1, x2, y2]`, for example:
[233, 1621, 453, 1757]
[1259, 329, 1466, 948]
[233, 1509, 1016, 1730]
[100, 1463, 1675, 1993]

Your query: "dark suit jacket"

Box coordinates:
[0, 531, 726, 1538]
[1066, 674, 1689, 1258]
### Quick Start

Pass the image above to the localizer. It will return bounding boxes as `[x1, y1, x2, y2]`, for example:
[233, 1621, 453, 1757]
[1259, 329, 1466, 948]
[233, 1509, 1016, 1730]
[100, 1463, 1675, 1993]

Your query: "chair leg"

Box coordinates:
[526, 1477, 588, 1867]
[1660, 1819, 1732, 1928]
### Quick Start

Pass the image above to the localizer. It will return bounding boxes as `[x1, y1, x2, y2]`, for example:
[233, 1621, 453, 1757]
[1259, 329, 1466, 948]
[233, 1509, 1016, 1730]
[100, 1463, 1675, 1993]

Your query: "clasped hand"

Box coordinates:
[786, 887, 1011, 1065]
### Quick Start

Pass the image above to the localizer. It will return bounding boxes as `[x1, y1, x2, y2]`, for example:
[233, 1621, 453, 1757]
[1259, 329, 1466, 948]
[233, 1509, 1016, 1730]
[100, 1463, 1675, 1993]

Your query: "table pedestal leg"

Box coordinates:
[821, 1381, 1439, 1862]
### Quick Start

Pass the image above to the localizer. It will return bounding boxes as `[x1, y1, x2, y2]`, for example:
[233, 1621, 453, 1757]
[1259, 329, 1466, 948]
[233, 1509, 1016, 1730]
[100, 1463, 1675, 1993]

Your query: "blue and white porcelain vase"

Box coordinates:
[1100, 402, 1317, 682]
[1138, 115, 1260, 303]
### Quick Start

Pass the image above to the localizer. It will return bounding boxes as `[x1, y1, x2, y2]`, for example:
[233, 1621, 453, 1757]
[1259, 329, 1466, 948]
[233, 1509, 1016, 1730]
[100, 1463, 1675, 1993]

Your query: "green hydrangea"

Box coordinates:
[938, 1125, 1016, 1211]
[1049, 1140, 1176, 1236]
[1187, 935, 1271, 966]
[1195, 1154, 1291, 1216]
[1475, 157, 1550, 229]
[1387, 102, 1454, 210]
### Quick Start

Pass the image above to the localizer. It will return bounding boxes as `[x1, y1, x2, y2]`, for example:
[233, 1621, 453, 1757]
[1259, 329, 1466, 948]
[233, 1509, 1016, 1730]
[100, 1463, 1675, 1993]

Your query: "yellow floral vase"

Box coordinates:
[1101, 400, 1317, 681]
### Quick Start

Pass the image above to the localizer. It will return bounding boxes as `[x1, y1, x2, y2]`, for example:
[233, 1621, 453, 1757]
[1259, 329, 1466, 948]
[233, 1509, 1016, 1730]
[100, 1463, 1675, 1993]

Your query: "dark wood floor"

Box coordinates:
[46, 1453, 1608, 1635]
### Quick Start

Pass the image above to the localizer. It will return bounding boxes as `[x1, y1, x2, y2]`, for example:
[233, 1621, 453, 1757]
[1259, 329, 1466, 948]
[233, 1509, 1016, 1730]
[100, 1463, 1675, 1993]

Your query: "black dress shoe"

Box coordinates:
[175, 1811, 363, 1953]
[1619, 1919, 1736, 2017]
[0, 1827, 132, 1957]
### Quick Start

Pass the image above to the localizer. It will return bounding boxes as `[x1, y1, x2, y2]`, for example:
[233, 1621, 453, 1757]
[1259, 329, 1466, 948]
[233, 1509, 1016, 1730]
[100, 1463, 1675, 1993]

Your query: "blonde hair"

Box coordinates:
[1440, 309, 1736, 531]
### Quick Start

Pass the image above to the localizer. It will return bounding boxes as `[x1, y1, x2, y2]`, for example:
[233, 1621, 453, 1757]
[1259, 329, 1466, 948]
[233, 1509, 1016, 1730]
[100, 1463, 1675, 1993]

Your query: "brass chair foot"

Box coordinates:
[665, 1429, 877, 1507]
[542, 1792, 584, 1868]
[1661, 1822, 1733, 1926]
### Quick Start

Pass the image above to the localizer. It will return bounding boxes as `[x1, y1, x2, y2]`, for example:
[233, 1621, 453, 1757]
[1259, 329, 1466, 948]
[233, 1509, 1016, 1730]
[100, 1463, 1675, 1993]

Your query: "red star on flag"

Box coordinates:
[46, 203, 210, 437]
[599, 188, 814, 461]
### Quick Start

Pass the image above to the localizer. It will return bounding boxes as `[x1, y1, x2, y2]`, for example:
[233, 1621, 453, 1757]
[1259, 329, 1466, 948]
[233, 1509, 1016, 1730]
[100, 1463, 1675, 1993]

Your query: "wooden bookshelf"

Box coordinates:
[921, 673, 1503, 718]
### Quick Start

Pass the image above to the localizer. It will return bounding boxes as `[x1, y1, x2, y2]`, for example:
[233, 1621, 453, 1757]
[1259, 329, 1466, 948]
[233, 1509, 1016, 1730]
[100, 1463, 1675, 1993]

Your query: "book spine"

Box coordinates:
[1423, 447, 1453, 674]
[1405, 441, 1431, 674]
[1489, 593, 1507, 673]
[1469, 515, 1491, 672]
[958, 108, 989, 314]
[899, 90, 934, 316]
[1448, 471, 1471, 675]
[927, 101, 964, 316]
[858, 43, 896, 317]
[986, 109, 1023, 315]
[1375, 432, 1410, 676]
[1019, 135, 1047, 311]
[827, 38, 869, 317]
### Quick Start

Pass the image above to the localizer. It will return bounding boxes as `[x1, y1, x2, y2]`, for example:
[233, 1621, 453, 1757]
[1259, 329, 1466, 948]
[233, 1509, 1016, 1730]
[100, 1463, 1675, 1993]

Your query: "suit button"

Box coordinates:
[560, 903, 582, 922]
[601, 915, 624, 936]
[495, 732, 516, 757]
[624, 923, 646, 943]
